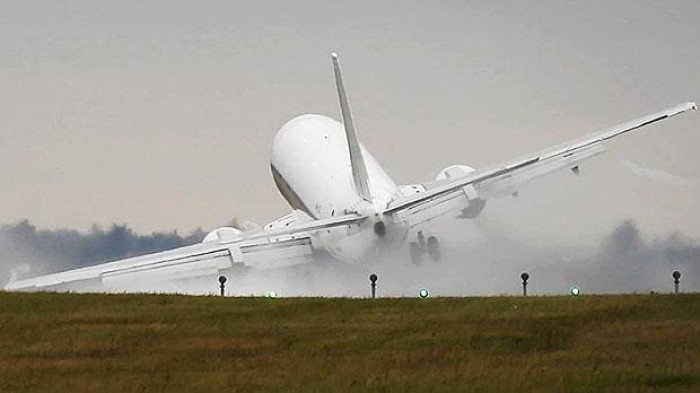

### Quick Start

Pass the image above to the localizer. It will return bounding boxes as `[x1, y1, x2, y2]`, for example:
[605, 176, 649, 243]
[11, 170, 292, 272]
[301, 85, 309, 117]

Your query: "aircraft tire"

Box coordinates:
[409, 242, 423, 265]
[427, 236, 441, 261]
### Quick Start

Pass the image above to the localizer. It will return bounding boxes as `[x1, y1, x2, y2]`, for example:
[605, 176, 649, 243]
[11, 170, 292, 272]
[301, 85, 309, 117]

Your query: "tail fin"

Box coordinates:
[331, 52, 372, 202]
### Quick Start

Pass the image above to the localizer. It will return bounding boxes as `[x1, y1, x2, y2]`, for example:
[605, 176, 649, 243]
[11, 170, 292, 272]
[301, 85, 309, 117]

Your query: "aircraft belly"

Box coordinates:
[397, 190, 471, 227]
[318, 226, 375, 263]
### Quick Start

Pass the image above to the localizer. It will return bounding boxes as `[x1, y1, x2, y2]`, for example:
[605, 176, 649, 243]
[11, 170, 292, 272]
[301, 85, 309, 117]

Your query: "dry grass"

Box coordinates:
[0, 292, 698, 392]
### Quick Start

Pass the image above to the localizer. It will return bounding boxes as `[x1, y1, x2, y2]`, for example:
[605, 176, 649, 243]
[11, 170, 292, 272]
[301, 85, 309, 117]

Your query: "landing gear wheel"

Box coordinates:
[409, 242, 423, 265]
[427, 236, 441, 261]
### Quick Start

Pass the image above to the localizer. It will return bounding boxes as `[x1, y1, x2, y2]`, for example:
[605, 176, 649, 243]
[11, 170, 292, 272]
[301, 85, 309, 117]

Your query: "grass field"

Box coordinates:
[0, 292, 698, 392]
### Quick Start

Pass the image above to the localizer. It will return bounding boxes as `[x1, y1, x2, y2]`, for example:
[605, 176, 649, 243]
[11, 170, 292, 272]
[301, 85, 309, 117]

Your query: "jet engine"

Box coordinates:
[435, 164, 476, 181]
[202, 227, 243, 243]
[436, 164, 486, 219]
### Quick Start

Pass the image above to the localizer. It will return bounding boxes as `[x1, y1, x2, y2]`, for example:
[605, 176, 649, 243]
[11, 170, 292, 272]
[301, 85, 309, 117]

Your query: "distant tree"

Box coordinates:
[0, 220, 211, 282]
[184, 227, 207, 244]
[603, 220, 643, 258]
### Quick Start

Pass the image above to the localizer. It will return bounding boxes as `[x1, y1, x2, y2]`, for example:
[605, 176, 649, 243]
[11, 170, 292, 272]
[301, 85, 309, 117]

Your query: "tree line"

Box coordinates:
[0, 220, 213, 284]
[1, 219, 697, 291]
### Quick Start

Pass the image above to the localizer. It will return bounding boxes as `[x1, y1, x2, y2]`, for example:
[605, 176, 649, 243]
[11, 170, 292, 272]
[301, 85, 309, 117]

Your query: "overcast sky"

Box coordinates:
[1, 1, 698, 245]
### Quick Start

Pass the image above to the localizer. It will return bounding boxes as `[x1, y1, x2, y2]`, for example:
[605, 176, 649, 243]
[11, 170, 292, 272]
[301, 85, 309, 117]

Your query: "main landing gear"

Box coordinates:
[409, 231, 441, 265]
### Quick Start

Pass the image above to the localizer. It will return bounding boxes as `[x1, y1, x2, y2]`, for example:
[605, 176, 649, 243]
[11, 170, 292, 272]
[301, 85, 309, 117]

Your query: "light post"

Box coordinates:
[369, 273, 377, 298]
[218, 275, 227, 297]
[673, 271, 681, 294]
[521, 272, 529, 297]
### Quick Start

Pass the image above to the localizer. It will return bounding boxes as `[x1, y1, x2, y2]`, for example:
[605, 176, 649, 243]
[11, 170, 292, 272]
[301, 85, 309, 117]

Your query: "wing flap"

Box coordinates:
[4, 242, 231, 291]
[478, 142, 606, 198]
[384, 102, 697, 216]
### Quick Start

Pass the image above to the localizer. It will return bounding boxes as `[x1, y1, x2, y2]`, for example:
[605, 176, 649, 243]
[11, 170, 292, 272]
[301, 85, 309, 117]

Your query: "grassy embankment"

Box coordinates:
[0, 292, 698, 392]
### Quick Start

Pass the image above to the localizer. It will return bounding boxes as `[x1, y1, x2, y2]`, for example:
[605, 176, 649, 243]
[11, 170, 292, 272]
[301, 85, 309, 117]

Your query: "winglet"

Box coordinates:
[331, 52, 372, 202]
[664, 101, 697, 119]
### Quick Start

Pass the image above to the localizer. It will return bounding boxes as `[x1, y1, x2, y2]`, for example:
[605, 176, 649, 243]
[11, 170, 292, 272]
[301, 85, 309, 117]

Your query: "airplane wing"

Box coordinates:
[385, 102, 697, 227]
[5, 213, 367, 292]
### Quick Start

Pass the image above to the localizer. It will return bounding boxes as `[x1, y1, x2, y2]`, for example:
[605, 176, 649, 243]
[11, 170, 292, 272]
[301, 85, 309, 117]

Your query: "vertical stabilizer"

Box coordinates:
[331, 52, 372, 202]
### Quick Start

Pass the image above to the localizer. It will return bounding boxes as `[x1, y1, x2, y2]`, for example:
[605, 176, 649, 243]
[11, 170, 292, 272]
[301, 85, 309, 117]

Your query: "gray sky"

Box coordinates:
[1, 1, 699, 245]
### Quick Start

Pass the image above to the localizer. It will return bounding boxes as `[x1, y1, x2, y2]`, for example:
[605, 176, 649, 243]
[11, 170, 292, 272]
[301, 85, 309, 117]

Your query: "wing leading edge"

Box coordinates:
[385, 102, 697, 218]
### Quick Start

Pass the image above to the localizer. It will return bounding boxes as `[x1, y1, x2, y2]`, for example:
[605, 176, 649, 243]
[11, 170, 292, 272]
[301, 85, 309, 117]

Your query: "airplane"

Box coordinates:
[5, 53, 697, 293]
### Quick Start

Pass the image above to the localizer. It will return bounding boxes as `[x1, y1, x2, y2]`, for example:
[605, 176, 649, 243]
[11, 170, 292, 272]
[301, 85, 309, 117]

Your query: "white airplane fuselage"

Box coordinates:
[270, 114, 403, 262]
[4, 51, 695, 294]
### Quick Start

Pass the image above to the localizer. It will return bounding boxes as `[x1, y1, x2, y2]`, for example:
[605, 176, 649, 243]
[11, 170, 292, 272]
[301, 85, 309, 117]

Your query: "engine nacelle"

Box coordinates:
[202, 227, 243, 243]
[435, 164, 487, 219]
[436, 164, 476, 181]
